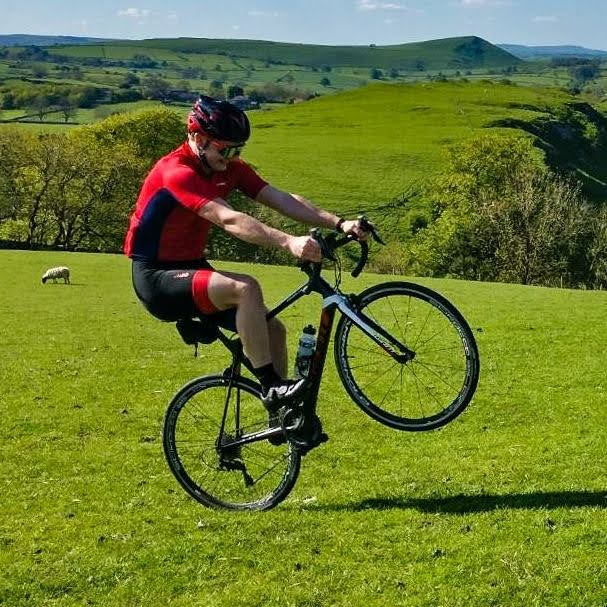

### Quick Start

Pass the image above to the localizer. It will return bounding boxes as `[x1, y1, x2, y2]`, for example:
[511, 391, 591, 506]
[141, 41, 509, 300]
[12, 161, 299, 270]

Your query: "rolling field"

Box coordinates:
[1, 249, 606, 606]
[56, 36, 521, 71]
[243, 81, 571, 214]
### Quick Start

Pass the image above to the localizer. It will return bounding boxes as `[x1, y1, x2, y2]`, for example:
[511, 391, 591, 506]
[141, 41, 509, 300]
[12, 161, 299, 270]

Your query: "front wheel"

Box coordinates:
[163, 375, 301, 511]
[334, 282, 479, 431]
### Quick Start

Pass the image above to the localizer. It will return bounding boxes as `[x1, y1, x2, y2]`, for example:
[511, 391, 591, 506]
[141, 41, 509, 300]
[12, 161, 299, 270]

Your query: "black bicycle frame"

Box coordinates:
[216, 265, 414, 449]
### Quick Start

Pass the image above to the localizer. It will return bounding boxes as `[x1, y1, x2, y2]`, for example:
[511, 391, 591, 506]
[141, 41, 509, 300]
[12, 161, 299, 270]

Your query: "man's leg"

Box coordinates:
[204, 271, 288, 378]
[206, 270, 273, 368]
[198, 269, 304, 412]
[267, 317, 288, 378]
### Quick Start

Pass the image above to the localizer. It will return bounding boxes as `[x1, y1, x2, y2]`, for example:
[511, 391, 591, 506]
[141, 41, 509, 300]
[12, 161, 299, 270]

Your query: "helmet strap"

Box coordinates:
[194, 137, 213, 176]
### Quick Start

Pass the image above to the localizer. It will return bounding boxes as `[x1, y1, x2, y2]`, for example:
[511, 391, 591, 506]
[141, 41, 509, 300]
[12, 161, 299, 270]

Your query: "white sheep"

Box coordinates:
[42, 266, 70, 284]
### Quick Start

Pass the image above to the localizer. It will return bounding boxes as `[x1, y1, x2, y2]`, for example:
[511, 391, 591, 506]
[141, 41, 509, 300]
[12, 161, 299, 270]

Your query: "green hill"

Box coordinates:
[62, 35, 520, 70]
[242, 80, 607, 217]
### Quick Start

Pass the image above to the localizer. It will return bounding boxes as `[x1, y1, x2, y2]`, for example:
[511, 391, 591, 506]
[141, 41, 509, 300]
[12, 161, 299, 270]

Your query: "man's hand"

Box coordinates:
[339, 218, 370, 241]
[287, 235, 322, 262]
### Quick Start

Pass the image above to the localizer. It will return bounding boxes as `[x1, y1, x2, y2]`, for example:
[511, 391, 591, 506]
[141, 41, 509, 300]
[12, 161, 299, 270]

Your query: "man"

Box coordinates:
[124, 95, 367, 413]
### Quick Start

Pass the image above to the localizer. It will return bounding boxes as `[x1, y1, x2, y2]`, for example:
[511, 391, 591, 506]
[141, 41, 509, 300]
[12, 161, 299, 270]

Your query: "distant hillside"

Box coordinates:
[500, 44, 607, 60]
[241, 81, 606, 219]
[0, 34, 113, 46]
[112, 36, 520, 70]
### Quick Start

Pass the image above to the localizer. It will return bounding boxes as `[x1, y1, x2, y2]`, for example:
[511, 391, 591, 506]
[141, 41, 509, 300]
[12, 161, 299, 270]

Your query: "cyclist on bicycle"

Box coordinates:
[124, 95, 367, 413]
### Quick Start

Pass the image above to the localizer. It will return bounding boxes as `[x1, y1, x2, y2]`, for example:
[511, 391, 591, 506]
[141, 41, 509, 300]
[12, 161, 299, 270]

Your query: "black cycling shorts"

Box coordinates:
[131, 259, 237, 332]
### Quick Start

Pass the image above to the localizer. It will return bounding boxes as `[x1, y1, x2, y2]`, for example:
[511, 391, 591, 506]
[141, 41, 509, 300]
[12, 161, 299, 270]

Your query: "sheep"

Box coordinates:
[41, 266, 70, 284]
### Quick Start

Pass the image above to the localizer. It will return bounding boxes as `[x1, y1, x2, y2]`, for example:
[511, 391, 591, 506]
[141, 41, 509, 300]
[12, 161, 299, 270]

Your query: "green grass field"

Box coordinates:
[243, 81, 571, 214]
[1, 249, 607, 606]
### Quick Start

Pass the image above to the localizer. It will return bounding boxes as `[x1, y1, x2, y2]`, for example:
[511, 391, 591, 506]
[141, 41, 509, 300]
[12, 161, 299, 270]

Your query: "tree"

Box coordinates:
[29, 95, 51, 121]
[85, 107, 184, 167]
[141, 74, 171, 100]
[31, 63, 48, 78]
[568, 63, 600, 85]
[227, 85, 244, 99]
[58, 97, 77, 123]
[1, 91, 15, 110]
[389, 68, 399, 79]
[120, 72, 140, 88]
[208, 80, 225, 99]
[49, 131, 144, 250]
[320, 77, 331, 87]
[408, 135, 594, 287]
[0, 128, 34, 222]
[370, 68, 383, 80]
[131, 54, 157, 68]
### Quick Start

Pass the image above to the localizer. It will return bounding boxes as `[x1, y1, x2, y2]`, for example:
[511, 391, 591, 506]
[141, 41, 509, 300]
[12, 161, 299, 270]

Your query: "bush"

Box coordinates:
[408, 134, 596, 287]
[83, 107, 184, 166]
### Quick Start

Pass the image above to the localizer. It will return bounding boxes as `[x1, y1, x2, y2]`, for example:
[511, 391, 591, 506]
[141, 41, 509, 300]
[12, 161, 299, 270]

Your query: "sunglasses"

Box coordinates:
[210, 140, 245, 159]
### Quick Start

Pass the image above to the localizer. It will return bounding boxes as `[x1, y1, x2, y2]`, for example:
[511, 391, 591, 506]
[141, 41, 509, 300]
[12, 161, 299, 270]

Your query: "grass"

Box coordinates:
[1, 249, 607, 606]
[243, 81, 572, 214]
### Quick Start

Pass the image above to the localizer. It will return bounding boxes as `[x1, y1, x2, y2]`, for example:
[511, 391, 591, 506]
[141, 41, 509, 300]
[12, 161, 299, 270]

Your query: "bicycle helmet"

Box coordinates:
[187, 95, 250, 144]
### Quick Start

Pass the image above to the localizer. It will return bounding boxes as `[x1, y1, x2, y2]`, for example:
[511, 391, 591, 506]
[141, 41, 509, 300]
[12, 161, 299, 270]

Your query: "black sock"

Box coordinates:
[252, 363, 280, 393]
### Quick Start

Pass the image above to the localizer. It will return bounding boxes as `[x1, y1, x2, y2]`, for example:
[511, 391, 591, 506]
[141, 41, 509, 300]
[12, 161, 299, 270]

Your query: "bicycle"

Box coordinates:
[162, 219, 480, 511]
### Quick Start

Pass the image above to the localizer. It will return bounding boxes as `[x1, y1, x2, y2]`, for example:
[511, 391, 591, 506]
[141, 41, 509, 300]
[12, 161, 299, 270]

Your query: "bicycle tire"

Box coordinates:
[163, 375, 301, 511]
[334, 281, 479, 431]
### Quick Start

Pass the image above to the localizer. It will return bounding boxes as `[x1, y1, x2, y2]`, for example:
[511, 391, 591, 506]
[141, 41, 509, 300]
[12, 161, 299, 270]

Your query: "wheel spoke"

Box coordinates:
[337, 284, 478, 430]
[164, 379, 299, 510]
[386, 296, 406, 344]
[412, 359, 462, 393]
[360, 360, 399, 393]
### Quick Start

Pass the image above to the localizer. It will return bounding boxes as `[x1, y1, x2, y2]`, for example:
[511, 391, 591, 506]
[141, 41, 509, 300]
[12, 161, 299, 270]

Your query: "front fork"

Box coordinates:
[332, 293, 415, 363]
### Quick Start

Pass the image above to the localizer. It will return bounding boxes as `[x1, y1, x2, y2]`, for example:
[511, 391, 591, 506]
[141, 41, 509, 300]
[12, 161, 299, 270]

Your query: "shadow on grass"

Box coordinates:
[307, 491, 607, 513]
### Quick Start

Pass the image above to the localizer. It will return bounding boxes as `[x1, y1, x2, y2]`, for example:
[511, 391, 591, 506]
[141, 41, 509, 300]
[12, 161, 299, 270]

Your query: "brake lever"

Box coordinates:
[357, 214, 385, 245]
[370, 227, 385, 246]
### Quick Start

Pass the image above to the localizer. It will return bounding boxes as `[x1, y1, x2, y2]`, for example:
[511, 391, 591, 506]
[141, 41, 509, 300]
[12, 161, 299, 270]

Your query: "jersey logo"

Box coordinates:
[174, 272, 191, 279]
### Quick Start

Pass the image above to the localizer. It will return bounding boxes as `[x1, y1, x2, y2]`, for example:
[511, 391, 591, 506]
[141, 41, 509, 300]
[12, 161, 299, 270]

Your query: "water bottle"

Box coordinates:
[293, 324, 317, 378]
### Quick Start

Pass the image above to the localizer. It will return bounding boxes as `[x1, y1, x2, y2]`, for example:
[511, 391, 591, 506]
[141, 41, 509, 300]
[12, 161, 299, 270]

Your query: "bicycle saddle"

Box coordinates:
[176, 317, 220, 346]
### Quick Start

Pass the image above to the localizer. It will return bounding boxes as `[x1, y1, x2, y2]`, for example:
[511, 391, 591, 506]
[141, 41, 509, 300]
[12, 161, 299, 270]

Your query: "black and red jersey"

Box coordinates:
[124, 142, 268, 262]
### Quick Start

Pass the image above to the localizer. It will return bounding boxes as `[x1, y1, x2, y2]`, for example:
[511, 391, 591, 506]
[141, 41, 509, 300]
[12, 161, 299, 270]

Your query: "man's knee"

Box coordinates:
[208, 272, 262, 310]
[234, 275, 263, 302]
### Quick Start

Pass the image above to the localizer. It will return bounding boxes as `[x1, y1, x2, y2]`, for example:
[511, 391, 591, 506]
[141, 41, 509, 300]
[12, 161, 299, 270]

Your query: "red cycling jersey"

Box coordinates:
[124, 142, 268, 262]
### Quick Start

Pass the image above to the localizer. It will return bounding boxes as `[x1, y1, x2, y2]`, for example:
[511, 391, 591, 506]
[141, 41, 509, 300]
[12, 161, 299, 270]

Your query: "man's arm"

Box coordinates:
[256, 185, 368, 240]
[256, 185, 341, 230]
[198, 197, 321, 261]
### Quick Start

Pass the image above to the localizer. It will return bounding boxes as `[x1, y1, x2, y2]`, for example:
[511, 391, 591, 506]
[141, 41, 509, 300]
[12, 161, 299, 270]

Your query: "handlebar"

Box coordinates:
[305, 216, 384, 279]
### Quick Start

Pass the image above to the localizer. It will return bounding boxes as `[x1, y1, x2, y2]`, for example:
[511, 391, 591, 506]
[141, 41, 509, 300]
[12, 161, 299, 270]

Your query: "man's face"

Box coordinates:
[193, 134, 243, 172]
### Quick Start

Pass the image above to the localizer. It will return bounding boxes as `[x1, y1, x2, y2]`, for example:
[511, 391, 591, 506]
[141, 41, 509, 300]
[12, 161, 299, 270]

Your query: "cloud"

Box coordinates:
[459, 0, 510, 6]
[117, 8, 150, 18]
[232, 25, 241, 30]
[533, 15, 557, 22]
[168, 11, 178, 21]
[248, 10, 280, 18]
[357, 0, 405, 11]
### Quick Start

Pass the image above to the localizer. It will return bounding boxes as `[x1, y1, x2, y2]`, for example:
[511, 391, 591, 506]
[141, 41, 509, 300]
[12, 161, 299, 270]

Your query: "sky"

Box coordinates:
[1, 0, 606, 50]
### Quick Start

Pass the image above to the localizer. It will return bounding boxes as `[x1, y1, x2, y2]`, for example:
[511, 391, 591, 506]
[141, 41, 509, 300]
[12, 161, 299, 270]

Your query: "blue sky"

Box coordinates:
[1, 0, 606, 49]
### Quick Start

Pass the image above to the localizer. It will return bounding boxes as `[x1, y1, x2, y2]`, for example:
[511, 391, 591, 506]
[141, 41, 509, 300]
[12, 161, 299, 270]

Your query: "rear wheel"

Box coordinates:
[334, 282, 479, 431]
[163, 375, 301, 511]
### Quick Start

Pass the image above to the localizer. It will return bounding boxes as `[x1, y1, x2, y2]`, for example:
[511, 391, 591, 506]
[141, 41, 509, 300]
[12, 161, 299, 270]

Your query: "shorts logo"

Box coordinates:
[174, 272, 191, 279]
